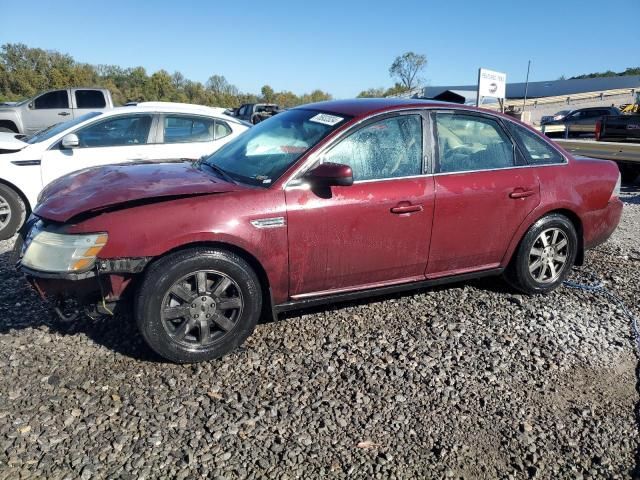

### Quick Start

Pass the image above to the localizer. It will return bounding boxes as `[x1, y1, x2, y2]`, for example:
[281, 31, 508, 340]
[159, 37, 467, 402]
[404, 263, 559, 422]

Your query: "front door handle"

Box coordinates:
[509, 188, 535, 199]
[391, 203, 423, 214]
[58, 112, 71, 116]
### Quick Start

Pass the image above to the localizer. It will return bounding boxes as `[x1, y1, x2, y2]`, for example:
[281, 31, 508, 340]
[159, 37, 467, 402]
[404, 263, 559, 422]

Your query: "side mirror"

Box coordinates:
[28, 102, 34, 109]
[61, 133, 79, 149]
[305, 162, 353, 187]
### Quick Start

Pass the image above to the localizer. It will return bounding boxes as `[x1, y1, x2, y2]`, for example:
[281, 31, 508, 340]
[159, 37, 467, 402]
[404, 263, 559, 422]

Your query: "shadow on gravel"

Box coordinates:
[0, 245, 513, 362]
[276, 274, 512, 322]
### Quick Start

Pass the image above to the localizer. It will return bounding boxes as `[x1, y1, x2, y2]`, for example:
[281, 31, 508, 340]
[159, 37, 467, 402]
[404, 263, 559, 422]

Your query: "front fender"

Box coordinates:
[0, 110, 23, 133]
[66, 189, 291, 303]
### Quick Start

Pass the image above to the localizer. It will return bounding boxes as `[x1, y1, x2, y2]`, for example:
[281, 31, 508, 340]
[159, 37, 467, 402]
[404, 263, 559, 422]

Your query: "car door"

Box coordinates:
[22, 90, 72, 134]
[285, 112, 435, 296]
[72, 89, 107, 118]
[39, 113, 154, 186]
[426, 111, 540, 277]
[144, 114, 235, 161]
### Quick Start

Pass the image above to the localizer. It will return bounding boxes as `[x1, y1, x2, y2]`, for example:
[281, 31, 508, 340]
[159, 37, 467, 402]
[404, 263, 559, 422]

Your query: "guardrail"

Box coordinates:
[554, 139, 640, 163]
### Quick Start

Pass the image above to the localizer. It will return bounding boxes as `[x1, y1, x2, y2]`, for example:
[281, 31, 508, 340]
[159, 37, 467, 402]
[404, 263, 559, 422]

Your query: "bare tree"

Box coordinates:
[389, 52, 427, 91]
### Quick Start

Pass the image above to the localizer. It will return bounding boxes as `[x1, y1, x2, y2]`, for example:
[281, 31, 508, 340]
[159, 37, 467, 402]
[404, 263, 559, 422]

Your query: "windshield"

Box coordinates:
[25, 111, 103, 144]
[203, 109, 350, 186]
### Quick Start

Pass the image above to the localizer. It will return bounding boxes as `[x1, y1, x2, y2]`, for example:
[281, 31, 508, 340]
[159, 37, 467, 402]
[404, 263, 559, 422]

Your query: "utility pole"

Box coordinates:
[522, 60, 531, 112]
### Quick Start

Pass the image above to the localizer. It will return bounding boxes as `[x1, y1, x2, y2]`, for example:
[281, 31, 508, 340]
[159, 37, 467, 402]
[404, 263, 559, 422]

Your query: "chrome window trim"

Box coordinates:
[432, 160, 569, 177]
[500, 117, 569, 166]
[282, 106, 572, 189]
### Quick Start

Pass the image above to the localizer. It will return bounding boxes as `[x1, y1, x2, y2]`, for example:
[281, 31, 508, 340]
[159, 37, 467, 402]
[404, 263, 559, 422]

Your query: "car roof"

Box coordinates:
[294, 98, 460, 118]
[573, 106, 615, 111]
[104, 102, 242, 124]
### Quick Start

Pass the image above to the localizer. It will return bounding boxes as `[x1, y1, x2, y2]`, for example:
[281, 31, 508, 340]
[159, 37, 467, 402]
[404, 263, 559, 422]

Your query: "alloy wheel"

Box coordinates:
[528, 228, 568, 284]
[161, 270, 243, 348]
[0, 194, 11, 230]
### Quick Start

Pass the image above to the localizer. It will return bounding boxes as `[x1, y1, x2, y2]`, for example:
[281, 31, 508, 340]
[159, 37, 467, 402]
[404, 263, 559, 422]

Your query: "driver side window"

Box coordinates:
[322, 115, 423, 181]
[75, 115, 153, 148]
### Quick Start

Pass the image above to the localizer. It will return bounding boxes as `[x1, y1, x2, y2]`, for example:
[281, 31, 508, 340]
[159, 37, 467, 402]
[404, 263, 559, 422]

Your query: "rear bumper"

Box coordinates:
[583, 197, 623, 250]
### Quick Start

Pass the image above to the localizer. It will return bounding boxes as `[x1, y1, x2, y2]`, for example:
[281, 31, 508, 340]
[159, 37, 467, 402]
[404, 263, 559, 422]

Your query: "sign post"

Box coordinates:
[476, 68, 507, 111]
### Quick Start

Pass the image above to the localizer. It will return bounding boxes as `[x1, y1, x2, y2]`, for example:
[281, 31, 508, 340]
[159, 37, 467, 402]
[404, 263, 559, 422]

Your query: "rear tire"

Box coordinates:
[505, 214, 577, 295]
[136, 247, 262, 363]
[0, 184, 26, 240]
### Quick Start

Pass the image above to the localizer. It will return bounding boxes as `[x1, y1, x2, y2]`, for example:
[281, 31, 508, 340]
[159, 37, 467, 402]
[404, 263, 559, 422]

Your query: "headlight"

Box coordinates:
[22, 230, 108, 273]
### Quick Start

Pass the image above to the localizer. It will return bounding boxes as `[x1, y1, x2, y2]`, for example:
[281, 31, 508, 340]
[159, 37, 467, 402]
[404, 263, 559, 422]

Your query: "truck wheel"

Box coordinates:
[505, 214, 577, 295]
[136, 247, 262, 363]
[0, 184, 26, 240]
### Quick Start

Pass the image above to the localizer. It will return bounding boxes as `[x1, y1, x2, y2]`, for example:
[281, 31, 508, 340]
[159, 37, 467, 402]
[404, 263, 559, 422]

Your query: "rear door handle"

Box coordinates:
[509, 188, 535, 199]
[58, 112, 71, 116]
[391, 203, 423, 214]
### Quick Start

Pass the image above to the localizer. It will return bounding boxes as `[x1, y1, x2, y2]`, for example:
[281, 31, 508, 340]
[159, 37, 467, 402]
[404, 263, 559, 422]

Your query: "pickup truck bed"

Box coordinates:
[597, 115, 640, 142]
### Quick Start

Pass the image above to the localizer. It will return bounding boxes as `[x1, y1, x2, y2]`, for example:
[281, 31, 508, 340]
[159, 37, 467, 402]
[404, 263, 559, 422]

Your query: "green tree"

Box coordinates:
[0, 42, 339, 107]
[261, 85, 275, 103]
[357, 87, 386, 98]
[389, 52, 427, 91]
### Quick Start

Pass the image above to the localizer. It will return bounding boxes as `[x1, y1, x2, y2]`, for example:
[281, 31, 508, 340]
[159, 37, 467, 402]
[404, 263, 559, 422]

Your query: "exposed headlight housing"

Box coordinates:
[22, 229, 108, 273]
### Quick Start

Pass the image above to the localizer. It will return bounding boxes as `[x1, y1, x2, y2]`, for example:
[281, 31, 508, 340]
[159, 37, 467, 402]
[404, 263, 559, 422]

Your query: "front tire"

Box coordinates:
[505, 214, 577, 295]
[0, 184, 26, 240]
[136, 247, 262, 363]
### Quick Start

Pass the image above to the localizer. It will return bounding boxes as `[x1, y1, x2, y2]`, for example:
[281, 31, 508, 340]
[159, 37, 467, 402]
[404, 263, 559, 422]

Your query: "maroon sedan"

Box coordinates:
[16, 99, 623, 363]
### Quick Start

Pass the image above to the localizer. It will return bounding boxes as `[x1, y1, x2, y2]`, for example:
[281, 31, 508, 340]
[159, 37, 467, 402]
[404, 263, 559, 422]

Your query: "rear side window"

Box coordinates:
[323, 115, 423, 181]
[76, 115, 152, 147]
[214, 120, 232, 140]
[435, 114, 514, 173]
[34, 90, 69, 109]
[506, 122, 564, 165]
[164, 116, 215, 143]
[75, 90, 106, 109]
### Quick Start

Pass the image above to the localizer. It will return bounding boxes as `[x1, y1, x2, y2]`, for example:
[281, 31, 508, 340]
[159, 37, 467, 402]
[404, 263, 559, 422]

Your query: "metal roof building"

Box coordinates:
[420, 75, 640, 100]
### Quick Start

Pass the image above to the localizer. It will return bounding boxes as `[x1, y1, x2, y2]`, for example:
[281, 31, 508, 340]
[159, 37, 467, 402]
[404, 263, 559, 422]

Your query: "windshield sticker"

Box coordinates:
[309, 113, 344, 126]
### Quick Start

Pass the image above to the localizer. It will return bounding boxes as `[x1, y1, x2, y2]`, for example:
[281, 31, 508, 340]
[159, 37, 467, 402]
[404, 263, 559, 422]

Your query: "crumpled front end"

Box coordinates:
[14, 216, 147, 320]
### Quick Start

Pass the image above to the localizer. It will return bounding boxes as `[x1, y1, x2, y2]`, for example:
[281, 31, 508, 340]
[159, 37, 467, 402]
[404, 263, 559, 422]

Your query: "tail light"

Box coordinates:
[595, 120, 601, 141]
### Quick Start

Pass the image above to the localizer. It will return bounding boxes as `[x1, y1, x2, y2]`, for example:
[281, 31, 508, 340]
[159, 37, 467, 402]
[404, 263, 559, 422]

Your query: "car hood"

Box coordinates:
[0, 132, 27, 151]
[35, 161, 247, 222]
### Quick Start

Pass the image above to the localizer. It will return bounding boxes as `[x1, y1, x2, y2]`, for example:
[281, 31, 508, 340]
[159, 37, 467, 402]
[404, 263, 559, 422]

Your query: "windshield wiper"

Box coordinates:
[199, 162, 236, 184]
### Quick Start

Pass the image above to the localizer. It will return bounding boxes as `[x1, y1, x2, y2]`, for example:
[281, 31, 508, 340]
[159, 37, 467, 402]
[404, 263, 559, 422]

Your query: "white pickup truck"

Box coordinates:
[0, 88, 113, 134]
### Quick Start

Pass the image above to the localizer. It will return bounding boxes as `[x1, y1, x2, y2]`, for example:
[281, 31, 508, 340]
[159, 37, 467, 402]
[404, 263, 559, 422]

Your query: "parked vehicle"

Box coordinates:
[540, 109, 570, 125]
[596, 114, 640, 143]
[0, 88, 114, 134]
[15, 98, 622, 363]
[542, 106, 620, 137]
[232, 103, 282, 124]
[0, 102, 248, 239]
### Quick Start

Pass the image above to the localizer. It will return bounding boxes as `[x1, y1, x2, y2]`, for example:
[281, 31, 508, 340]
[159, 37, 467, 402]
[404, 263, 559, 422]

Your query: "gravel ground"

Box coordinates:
[0, 184, 639, 479]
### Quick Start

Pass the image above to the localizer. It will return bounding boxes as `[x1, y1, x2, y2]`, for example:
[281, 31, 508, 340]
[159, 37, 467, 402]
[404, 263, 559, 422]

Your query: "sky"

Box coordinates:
[1, 0, 638, 98]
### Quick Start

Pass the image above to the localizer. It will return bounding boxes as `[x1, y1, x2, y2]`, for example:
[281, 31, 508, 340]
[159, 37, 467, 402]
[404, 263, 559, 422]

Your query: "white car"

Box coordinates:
[0, 102, 250, 239]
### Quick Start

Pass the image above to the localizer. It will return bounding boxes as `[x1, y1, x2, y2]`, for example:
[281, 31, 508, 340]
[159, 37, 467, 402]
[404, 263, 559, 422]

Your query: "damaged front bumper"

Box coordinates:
[14, 229, 151, 320]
